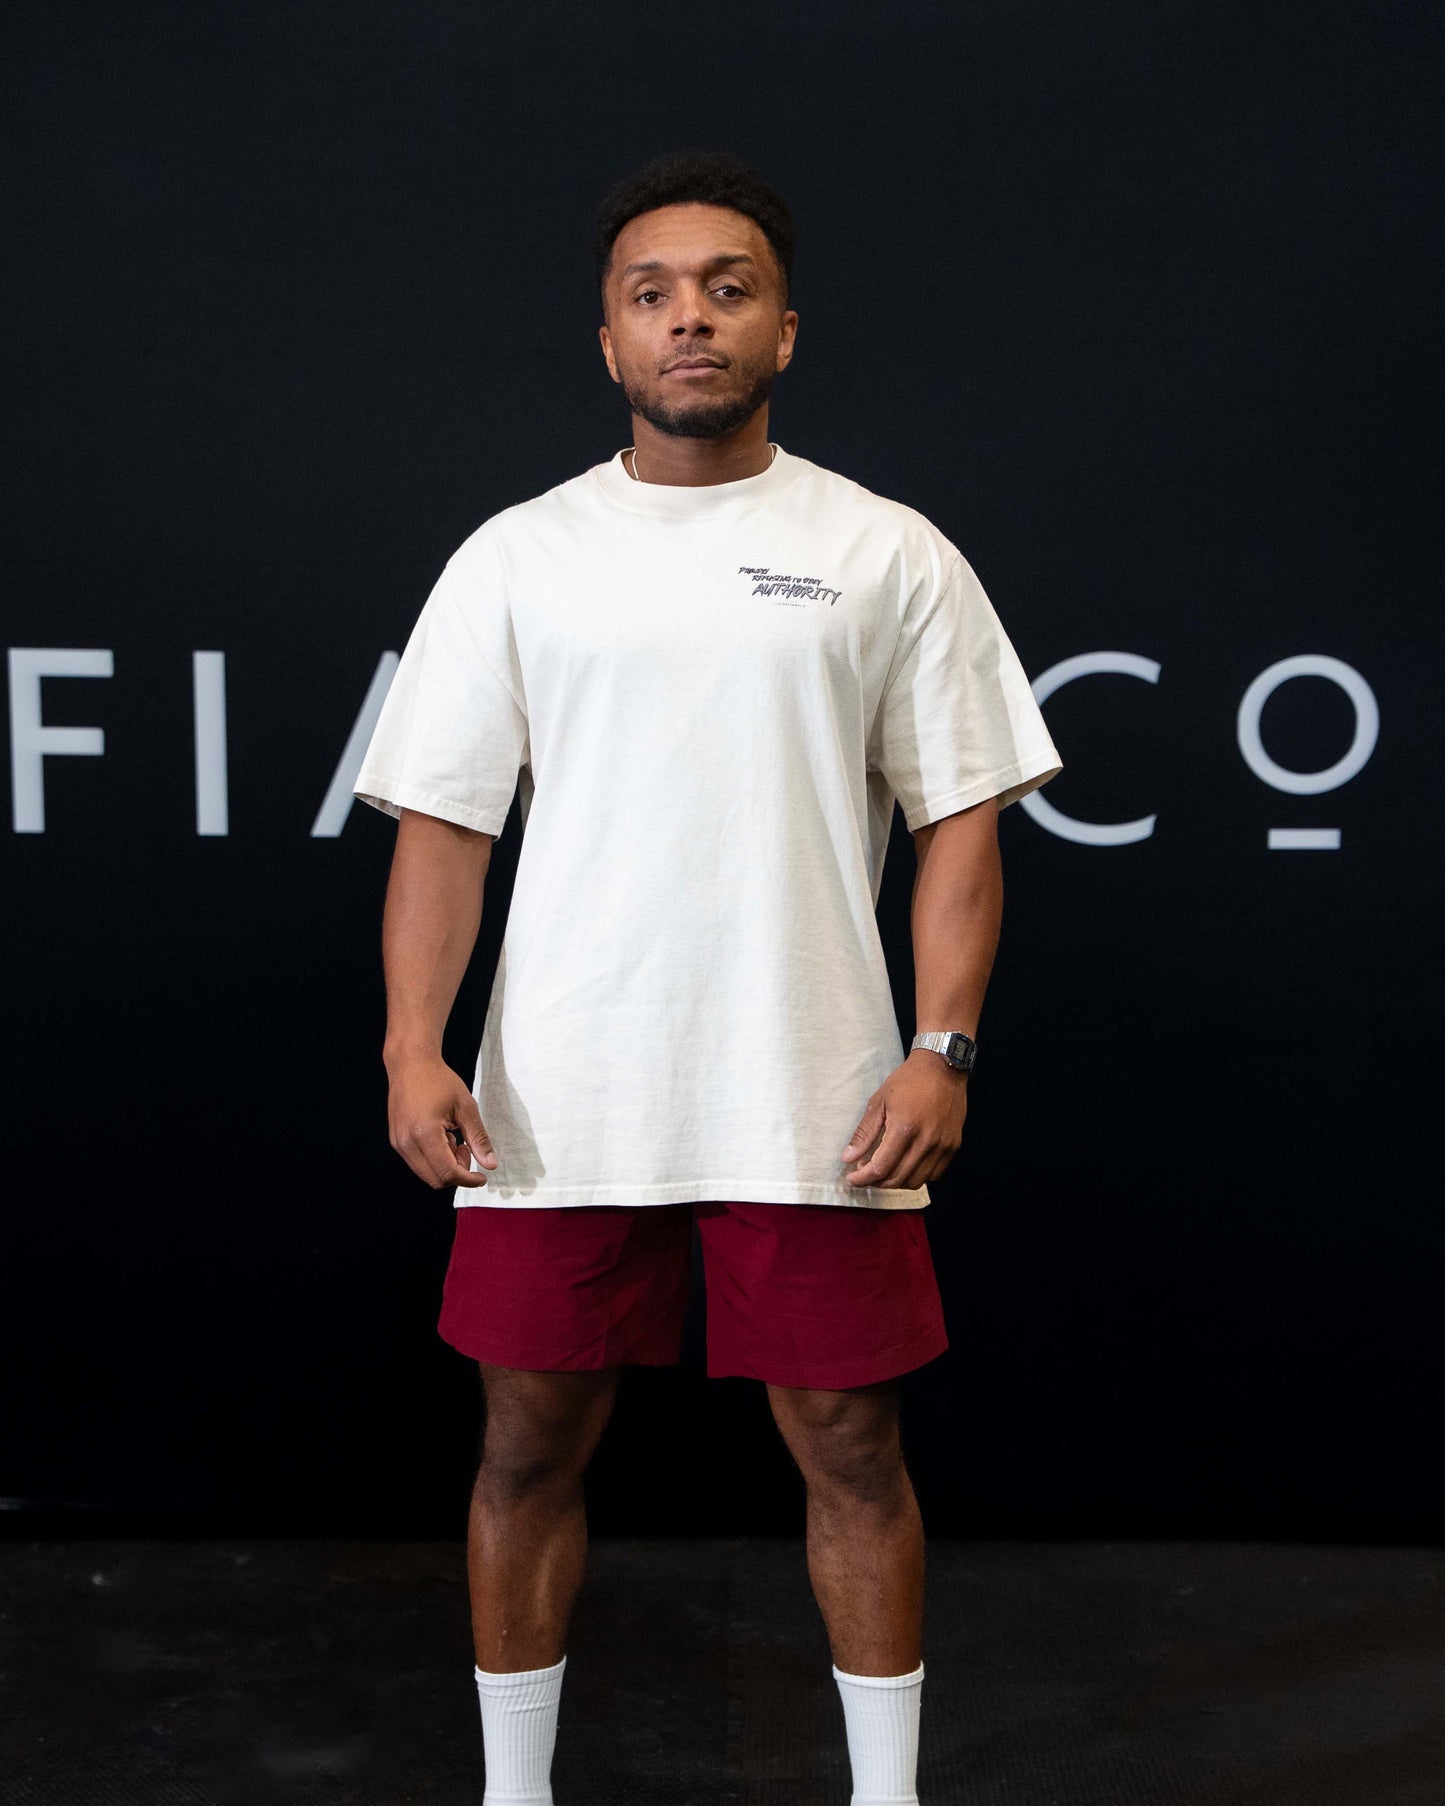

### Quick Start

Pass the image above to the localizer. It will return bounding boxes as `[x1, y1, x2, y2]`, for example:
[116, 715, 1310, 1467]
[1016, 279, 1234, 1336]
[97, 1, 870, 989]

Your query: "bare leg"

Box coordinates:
[468, 1362, 621, 1672]
[767, 1377, 924, 1675]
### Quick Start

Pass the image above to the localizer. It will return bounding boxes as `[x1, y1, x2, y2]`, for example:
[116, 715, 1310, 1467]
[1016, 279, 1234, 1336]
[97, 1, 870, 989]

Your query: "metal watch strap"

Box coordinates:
[911, 1030, 978, 1073]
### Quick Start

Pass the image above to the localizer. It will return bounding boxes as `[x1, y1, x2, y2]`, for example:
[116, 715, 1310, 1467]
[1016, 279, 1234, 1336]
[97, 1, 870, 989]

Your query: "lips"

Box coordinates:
[666, 359, 725, 372]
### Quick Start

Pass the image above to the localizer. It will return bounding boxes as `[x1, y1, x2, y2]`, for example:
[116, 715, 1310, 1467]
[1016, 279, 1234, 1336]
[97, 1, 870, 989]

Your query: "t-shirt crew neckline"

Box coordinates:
[592, 442, 799, 517]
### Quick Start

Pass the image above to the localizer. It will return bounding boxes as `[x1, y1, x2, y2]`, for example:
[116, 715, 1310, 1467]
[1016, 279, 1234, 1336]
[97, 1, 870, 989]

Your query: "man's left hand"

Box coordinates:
[840, 1050, 969, 1190]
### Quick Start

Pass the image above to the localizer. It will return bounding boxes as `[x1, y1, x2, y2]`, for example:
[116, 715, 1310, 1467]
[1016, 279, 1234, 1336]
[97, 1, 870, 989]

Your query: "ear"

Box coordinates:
[598, 323, 621, 384]
[776, 309, 799, 372]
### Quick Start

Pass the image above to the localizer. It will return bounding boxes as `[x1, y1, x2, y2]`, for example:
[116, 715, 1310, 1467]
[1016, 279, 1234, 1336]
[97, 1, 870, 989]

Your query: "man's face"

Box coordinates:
[598, 203, 798, 439]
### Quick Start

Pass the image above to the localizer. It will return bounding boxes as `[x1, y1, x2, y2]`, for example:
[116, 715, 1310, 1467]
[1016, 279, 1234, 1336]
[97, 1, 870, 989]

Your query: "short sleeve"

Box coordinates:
[353, 564, 530, 836]
[869, 553, 1062, 830]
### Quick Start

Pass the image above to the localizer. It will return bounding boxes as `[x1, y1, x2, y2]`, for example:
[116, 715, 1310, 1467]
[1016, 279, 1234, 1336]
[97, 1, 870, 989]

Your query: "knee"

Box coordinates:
[805, 1432, 906, 1505]
[475, 1441, 583, 1504]
[475, 1370, 616, 1503]
[772, 1391, 905, 1503]
[477, 1408, 599, 1501]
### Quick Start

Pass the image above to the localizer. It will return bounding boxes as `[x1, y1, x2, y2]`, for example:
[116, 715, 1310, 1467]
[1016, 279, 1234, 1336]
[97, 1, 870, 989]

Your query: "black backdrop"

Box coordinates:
[4, 3, 1439, 1540]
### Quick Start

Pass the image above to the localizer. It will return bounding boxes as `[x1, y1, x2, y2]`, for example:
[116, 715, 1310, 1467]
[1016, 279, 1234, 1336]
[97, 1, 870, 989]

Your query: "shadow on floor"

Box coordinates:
[2, 1537, 1443, 1804]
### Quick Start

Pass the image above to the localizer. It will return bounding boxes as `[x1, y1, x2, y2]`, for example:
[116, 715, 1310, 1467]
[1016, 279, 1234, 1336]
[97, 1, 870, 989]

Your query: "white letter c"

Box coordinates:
[1020, 651, 1160, 846]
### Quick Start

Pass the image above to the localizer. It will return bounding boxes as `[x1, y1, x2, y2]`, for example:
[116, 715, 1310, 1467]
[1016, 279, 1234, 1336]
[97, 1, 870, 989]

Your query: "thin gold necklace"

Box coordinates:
[626, 443, 777, 481]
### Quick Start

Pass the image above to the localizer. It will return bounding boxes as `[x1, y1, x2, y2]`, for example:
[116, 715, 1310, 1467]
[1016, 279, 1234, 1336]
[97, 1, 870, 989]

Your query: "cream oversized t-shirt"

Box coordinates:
[355, 443, 1062, 1211]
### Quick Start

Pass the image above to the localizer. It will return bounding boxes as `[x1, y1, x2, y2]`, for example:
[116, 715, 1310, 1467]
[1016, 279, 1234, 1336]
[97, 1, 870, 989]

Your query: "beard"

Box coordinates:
[621, 358, 777, 439]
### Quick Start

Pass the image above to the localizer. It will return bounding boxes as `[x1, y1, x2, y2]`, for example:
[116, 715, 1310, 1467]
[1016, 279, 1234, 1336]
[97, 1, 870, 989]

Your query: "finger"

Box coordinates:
[916, 1109, 966, 1186]
[841, 1110, 884, 1163]
[401, 1136, 458, 1189]
[921, 1136, 963, 1186]
[846, 1121, 920, 1187]
[443, 1125, 491, 1188]
[408, 1125, 483, 1190]
[456, 1095, 498, 1171]
[897, 1143, 948, 1191]
[843, 1106, 895, 1172]
[883, 1133, 945, 1191]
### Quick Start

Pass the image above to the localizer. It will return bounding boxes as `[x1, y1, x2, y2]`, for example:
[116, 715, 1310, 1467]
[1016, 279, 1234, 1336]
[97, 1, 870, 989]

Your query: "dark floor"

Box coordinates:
[2, 1537, 1443, 1805]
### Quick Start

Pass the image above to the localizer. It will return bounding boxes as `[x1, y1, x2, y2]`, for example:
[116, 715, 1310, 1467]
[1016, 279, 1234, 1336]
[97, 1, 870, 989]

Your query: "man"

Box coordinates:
[354, 149, 1061, 1806]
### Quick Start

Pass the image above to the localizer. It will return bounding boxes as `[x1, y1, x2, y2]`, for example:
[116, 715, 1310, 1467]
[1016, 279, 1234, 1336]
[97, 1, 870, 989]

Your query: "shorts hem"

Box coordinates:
[707, 1326, 949, 1389]
[437, 1321, 683, 1371]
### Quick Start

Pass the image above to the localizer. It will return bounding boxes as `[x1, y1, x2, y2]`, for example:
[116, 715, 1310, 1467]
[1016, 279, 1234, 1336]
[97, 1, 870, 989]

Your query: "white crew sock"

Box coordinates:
[831, 1660, 924, 1806]
[474, 1654, 566, 1806]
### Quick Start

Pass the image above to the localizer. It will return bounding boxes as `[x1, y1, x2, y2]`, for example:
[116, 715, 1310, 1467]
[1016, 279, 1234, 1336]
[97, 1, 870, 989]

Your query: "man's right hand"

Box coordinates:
[386, 1053, 498, 1189]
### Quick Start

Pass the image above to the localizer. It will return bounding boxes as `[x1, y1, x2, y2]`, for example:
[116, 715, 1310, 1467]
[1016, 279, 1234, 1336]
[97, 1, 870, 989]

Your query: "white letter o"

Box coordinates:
[1236, 655, 1378, 795]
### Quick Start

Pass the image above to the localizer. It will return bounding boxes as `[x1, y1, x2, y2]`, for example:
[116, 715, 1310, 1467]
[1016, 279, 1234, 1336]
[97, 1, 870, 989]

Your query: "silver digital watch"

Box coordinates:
[910, 1030, 978, 1074]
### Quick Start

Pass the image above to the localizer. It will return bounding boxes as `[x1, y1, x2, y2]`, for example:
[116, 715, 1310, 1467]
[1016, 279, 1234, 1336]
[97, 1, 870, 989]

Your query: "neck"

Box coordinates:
[626, 419, 774, 485]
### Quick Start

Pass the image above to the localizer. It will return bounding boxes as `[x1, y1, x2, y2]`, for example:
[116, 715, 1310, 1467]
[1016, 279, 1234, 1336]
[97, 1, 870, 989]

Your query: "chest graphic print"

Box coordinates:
[738, 566, 844, 607]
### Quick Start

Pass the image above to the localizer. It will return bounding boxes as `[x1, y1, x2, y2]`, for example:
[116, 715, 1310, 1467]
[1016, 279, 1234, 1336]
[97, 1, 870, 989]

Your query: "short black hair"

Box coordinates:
[593, 149, 795, 311]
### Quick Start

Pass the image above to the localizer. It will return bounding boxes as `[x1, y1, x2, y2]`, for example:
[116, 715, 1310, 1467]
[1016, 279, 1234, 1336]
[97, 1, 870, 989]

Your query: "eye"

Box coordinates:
[715, 284, 746, 298]
[635, 288, 662, 304]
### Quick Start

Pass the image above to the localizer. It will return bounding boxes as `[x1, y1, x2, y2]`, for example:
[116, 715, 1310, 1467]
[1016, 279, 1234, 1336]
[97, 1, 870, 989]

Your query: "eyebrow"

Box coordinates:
[618, 252, 759, 279]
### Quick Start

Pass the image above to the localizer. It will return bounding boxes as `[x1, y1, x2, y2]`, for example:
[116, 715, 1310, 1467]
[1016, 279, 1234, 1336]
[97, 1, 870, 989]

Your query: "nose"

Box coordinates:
[669, 282, 716, 337]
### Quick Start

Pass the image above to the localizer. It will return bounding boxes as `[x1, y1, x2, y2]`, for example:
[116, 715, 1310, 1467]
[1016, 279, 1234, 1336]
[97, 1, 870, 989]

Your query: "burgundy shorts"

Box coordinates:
[437, 1199, 948, 1389]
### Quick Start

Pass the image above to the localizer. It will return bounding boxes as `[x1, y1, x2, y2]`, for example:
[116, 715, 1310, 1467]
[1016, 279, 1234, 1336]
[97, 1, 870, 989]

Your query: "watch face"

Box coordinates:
[946, 1032, 974, 1069]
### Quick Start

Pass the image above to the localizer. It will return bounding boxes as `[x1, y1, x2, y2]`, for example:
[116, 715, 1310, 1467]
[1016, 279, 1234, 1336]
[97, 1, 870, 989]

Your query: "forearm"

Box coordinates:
[909, 804, 1003, 1040]
[381, 808, 493, 1068]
